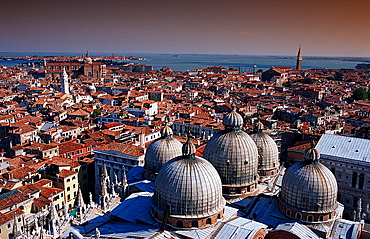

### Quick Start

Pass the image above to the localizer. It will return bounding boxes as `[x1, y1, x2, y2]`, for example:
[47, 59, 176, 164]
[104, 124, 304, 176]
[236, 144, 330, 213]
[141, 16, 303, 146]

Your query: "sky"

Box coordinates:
[0, 0, 369, 57]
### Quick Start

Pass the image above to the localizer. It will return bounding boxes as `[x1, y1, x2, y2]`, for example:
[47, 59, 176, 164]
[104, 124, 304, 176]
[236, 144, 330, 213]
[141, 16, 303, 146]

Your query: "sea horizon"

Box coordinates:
[1, 52, 369, 72]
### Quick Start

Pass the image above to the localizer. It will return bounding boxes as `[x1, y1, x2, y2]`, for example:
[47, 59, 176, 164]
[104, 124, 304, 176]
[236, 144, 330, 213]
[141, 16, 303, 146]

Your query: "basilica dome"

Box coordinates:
[144, 123, 182, 177]
[279, 144, 338, 223]
[152, 135, 225, 229]
[204, 107, 259, 197]
[250, 120, 279, 180]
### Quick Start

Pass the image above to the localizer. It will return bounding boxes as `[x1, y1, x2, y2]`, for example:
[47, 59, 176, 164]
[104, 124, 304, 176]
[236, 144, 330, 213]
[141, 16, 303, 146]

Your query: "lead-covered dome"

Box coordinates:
[152, 136, 225, 228]
[251, 120, 279, 180]
[222, 107, 243, 129]
[204, 108, 259, 197]
[279, 144, 338, 223]
[144, 123, 182, 176]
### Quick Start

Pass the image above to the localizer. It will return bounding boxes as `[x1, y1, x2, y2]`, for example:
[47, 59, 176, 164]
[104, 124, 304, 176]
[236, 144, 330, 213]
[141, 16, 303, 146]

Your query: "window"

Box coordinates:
[359, 173, 365, 190]
[176, 220, 183, 228]
[206, 218, 212, 224]
[286, 209, 291, 217]
[296, 213, 302, 220]
[307, 215, 313, 222]
[192, 221, 198, 227]
[353, 197, 358, 208]
[352, 172, 358, 188]
[67, 187, 70, 192]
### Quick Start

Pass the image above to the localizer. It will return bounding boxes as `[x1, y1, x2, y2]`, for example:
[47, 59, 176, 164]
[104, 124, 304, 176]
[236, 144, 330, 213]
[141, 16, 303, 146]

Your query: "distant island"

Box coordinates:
[355, 63, 370, 70]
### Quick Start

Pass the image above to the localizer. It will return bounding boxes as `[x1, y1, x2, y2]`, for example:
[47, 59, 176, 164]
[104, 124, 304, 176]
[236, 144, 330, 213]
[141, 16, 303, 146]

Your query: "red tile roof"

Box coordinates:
[94, 142, 144, 157]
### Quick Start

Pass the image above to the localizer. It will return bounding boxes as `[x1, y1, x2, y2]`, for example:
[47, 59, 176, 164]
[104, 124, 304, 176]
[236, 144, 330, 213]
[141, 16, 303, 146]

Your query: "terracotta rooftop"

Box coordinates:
[94, 142, 144, 157]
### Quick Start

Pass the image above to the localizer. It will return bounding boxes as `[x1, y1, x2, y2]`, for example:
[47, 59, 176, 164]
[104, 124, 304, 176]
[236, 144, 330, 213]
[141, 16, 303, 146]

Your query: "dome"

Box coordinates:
[144, 124, 182, 175]
[204, 109, 259, 197]
[84, 53, 92, 64]
[222, 107, 243, 129]
[279, 146, 338, 222]
[251, 121, 279, 179]
[153, 136, 225, 228]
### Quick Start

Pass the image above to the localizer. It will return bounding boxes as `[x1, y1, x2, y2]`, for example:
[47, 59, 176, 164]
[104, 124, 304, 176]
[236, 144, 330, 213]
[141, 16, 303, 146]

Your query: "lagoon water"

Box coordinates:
[0, 52, 367, 72]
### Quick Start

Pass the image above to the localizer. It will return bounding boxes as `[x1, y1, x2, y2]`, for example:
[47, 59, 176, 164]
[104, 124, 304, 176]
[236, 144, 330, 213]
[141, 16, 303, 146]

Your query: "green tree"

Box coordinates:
[282, 82, 291, 87]
[92, 108, 102, 118]
[352, 87, 368, 101]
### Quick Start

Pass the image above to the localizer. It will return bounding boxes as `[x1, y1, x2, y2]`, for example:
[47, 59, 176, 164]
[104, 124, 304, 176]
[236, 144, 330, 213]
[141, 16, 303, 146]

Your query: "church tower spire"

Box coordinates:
[296, 45, 302, 70]
[61, 67, 70, 94]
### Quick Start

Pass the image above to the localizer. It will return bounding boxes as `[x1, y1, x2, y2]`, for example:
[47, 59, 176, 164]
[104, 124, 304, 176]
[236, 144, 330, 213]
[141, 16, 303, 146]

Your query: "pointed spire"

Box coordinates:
[103, 161, 108, 178]
[76, 186, 85, 209]
[101, 175, 108, 197]
[122, 167, 128, 199]
[114, 172, 119, 186]
[122, 167, 127, 187]
[61, 67, 70, 94]
[296, 45, 303, 70]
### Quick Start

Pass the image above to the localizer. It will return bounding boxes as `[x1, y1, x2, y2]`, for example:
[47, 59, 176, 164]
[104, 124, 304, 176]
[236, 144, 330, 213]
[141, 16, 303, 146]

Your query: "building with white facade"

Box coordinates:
[93, 142, 145, 197]
[316, 134, 370, 220]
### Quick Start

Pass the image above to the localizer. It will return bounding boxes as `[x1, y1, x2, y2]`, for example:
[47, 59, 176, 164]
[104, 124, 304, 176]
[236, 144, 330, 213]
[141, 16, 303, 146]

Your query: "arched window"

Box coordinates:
[352, 172, 358, 188]
[206, 218, 212, 224]
[359, 173, 365, 189]
[218, 213, 221, 219]
[353, 197, 358, 208]
[319, 215, 324, 221]
[307, 215, 313, 222]
[192, 221, 198, 228]
[176, 220, 183, 228]
[286, 209, 291, 217]
[296, 212, 302, 220]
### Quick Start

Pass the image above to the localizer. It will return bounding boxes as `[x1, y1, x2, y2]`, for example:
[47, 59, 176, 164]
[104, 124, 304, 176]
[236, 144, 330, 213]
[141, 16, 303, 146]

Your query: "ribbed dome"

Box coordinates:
[222, 107, 243, 129]
[279, 149, 338, 213]
[153, 146, 225, 219]
[144, 126, 182, 174]
[204, 129, 259, 187]
[251, 131, 279, 172]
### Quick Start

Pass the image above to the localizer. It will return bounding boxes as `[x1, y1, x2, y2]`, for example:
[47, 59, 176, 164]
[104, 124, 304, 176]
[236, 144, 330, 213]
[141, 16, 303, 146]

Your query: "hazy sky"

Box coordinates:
[1, 0, 369, 57]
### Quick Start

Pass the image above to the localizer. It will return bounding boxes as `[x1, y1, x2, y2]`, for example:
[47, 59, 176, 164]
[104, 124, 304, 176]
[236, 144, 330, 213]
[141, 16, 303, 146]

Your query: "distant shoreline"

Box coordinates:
[0, 53, 368, 71]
